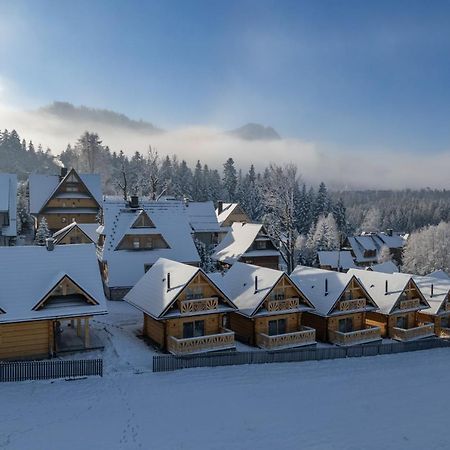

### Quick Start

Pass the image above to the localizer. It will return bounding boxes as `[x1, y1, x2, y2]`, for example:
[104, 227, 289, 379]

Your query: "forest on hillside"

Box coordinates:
[2, 128, 450, 237]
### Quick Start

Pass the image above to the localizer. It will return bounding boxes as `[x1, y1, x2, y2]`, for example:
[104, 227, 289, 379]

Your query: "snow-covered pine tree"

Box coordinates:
[222, 157, 237, 202]
[360, 207, 382, 233]
[377, 245, 392, 263]
[194, 239, 217, 272]
[34, 218, 51, 246]
[16, 181, 33, 235]
[313, 182, 330, 223]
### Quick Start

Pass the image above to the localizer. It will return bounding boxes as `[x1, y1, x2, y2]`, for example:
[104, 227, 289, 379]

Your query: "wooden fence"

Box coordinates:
[153, 338, 450, 372]
[0, 359, 103, 382]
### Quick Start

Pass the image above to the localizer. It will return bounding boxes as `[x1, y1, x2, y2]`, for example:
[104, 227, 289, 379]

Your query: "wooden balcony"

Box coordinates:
[439, 327, 450, 338]
[167, 328, 235, 355]
[398, 298, 421, 310]
[266, 297, 300, 312]
[392, 323, 435, 341]
[339, 298, 366, 312]
[256, 326, 316, 350]
[179, 297, 218, 314]
[328, 326, 381, 346]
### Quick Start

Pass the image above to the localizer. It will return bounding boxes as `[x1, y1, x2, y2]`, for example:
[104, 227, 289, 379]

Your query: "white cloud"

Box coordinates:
[0, 104, 448, 189]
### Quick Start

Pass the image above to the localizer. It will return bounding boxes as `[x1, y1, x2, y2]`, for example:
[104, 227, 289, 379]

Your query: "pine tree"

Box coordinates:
[194, 239, 217, 272]
[313, 182, 330, 223]
[222, 158, 237, 202]
[34, 218, 51, 245]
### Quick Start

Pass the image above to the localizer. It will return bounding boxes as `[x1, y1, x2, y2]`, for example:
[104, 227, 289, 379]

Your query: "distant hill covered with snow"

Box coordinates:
[227, 123, 281, 141]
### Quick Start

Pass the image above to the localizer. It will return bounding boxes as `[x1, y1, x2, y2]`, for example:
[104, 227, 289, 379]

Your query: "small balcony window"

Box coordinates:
[268, 318, 287, 336]
[183, 320, 205, 338]
[338, 317, 353, 333]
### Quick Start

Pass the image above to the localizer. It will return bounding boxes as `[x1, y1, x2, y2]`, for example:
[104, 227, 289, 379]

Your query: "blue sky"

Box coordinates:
[2, 0, 450, 153]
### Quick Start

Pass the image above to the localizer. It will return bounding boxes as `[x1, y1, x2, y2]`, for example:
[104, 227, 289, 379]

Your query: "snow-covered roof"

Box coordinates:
[400, 274, 450, 316]
[290, 266, 377, 316]
[0, 173, 17, 237]
[185, 201, 221, 233]
[124, 258, 235, 319]
[29, 170, 102, 214]
[318, 251, 356, 270]
[348, 269, 429, 315]
[347, 233, 407, 263]
[216, 203, 238, 226]
[0, 244, 107, 323]
[426, 270, 450, 280]
[53, 222, 99, 244]
[210, 262, 312, 317]
[99, 198, 200, 288]
[367, 261, 399, 274]
[212, 222, 279, 264]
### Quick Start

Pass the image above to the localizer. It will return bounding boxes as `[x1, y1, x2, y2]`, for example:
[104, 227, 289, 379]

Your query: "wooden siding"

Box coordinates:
[166, 314, 222, 341]
[116, 234, 169, 251]
[0, 320, 52, 360]
[56, 227, 94, 245]
[366, 311, 418, 338]
[300, 312, 328, 342]
[39, 213, 98, 232]
[229, 312, 255, 345]
[221, 205, 250, 227]
[239, 255, 279, 270]
[143, 314, 165, 348]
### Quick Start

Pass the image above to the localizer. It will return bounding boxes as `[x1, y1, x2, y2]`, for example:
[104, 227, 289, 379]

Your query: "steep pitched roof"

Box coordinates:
[124, 258, 235, 318]
[0, 244, 107, 323]
[426, 270, 450, 280]
[318, 251, 356, 270]
[212, 222, 279, 264]
[211, 262, 313, 317]
[29, 169, 102, 214]
[290, 266, 378, 316]
[367, 261, 399, 274]
[0, 173, 17, 237]
[185, 201, 221, 233]
[348, 269, 429, 315]
[216, 203, 238, 226]
[401, 274, 450, 316]
[53, 222, 99, 244]
[99, 199, 200, 288]
[347, 233, 407, 264]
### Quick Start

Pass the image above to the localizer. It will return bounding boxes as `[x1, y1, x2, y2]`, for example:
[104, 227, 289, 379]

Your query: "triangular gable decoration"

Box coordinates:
[33, 275, 98, 311]
[131, 210, 155, 229]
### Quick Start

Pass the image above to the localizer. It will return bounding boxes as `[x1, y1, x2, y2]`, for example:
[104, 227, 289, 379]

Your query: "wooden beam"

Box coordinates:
[84, 318, 90, 348]
[77, 318, 82, 337]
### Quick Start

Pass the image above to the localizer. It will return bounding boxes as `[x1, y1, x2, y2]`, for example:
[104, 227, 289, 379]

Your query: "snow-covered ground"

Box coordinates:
[1, 301, 449, 450]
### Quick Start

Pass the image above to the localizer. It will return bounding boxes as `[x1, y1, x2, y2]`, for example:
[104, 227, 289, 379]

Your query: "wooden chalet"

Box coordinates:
[212, 262, 316, 350]
[29, 168, 102, 232]
[124, 258, 237, 355]
[0, 173, 17, 246]
[290, 266, 381, 346]
[404, 274, 450, 338]
[98, 197, 200, 300]
[53, 221, 99, 245]
[216, 202, 250, 229]
[0, 243, 107, 360]
[348, 269, 434, 341]
[212, 222, 281, 270]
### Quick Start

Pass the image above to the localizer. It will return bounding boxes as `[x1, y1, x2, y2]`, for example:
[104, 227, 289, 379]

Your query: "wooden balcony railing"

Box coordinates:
[339, 298, 367, 311]
[266, 297, 300, 312]
[392, 323, 435, 341]
[179, 297, 219, 314]
[399, 298, 421, 310]
[167, 328, 235, 355]
[328, 326, 381, 346]
[256, 326, 316, 350]
[439, 327, 450, 338]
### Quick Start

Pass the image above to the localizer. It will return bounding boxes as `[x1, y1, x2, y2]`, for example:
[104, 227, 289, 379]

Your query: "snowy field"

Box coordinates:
[1, 301, 449, 450]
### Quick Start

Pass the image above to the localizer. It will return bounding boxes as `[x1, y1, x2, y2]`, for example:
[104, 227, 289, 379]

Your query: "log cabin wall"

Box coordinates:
[254, 312, 302, 336]
[302, 312, 328, 341]
[229, 312, 255, 345]
[45, 198, 98, 209]
[39, 213, 98, 232]
[166, 314, 223, 340]
[143, 314, 165, 348]
[366, 312, 388, 337]
[221, 206, 250, 227]
[327, 313, 364, 333]
[0, 320, 52, 360]
[239, 255, 279, 270]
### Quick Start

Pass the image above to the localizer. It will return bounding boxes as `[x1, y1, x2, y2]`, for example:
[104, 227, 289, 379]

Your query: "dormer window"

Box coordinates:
[255, 240, 268, 250]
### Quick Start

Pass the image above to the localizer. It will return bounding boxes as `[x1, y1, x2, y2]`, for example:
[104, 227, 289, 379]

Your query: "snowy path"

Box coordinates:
[1, 301, 449, 450]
